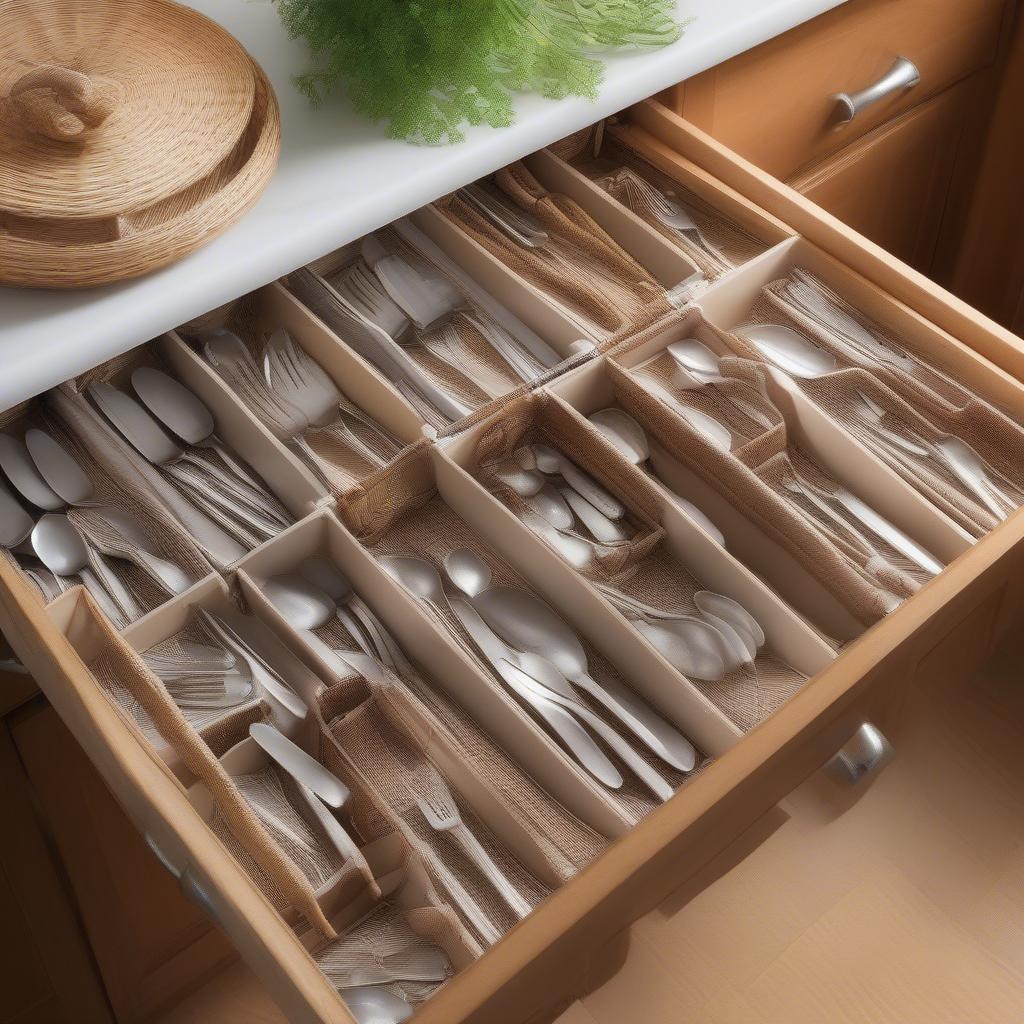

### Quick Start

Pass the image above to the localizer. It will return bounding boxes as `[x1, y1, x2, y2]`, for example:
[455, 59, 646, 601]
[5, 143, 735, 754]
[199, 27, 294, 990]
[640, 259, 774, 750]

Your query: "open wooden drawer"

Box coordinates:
[4, 101, 1024, 1024]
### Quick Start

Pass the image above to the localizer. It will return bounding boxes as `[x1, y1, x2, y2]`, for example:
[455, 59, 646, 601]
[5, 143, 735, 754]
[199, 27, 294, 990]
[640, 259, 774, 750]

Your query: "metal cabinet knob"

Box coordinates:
[824, 722, 893, 785]
[835, 57, 921, 124]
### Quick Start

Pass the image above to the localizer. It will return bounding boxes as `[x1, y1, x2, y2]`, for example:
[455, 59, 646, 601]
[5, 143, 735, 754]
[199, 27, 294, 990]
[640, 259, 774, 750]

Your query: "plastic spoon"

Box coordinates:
[530, 443, 625, 520]
[342, 986, 413, 1024]
[667, 339, 723, 384]
[733, 323, 839, 378]
[587, 409, 726, 546]
[0, 434, 63, 510]
[0, 477, 33, 548]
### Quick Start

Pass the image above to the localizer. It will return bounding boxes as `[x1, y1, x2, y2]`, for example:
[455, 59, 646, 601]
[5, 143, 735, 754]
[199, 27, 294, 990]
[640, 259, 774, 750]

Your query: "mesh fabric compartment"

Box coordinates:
[337, 448, 707, 824]
[471, 393, 808, 731]
[94, 612, 266, 756]
[83, 595, 336, 939]
[570, 135, 773, 280]
[605, 308, 917, 632]
[0, 393, 213, 626]
[436, 161, 675, 341]
[180, 293, 406, 494]
[289, 226, 563, 432]
[326, 696, 552, 947]
[726, 268, 1024, 538]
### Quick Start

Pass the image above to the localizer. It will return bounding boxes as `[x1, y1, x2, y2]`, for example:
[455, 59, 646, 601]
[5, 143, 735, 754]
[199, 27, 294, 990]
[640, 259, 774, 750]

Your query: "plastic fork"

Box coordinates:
[413, 779, 533, 920]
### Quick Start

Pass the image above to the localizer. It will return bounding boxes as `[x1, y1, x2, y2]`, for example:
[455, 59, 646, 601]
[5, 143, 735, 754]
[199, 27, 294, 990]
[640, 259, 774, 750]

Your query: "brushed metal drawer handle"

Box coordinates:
[824, 722, 893, 785]
[835, 57, 921, 124]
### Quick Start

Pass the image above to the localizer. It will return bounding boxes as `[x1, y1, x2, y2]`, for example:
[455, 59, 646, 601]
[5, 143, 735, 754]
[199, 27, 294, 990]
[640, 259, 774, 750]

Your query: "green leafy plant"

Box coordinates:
[275, 0, 682, 144]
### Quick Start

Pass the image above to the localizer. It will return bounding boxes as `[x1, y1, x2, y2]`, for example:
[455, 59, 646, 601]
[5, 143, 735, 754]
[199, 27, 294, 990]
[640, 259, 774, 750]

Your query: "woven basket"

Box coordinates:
[0, 0, 280, 289]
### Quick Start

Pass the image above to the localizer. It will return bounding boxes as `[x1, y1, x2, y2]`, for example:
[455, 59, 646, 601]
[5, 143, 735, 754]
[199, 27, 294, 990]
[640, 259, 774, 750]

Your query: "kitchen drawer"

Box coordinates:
[789, 78, 975, 274]
[672, 0, 1006, 180]
[4, 110, 1024, 1024]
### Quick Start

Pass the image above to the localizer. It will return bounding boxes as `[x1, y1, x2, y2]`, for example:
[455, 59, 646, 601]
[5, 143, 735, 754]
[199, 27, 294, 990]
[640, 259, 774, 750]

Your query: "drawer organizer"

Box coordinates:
[3, 102, 1024, 1024]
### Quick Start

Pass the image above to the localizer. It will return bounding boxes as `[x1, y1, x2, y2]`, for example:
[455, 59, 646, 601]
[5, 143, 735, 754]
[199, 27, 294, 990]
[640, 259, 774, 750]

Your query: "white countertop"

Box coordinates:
[0, 0, 845, 413]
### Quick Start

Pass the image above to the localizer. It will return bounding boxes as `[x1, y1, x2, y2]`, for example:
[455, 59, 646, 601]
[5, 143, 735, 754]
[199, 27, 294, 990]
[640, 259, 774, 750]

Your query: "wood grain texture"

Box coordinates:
[789, 79, 975, 274]
[576, 639, 1024, 1023]
[671, 0, 1005, 179]
[0, 721, 113, 1024]
[10, 703, 234, 1024]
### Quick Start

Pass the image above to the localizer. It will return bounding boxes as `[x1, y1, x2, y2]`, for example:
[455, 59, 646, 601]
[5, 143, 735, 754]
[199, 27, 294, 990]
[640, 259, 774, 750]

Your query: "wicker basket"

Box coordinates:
[0, 0, 281, 289]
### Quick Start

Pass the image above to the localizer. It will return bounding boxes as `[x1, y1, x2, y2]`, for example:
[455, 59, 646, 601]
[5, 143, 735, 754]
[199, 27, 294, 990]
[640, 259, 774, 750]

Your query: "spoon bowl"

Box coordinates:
[31, 513, 90, 576]
[588, 408, 649, 465]
[443, 549, 492, 598]
[261, 573, 335, 630]
[733, 323, 839, 379]
[342, 985, 413, 1024]
[633, 616, 727, 681]
[0, 434, 63, 510]
[378, 554, 446, 605]
[667, 339, 722, 383]
[25, 429, 94, 506]
[693, 591, 765, 655]
[0, 477, 34, 548]
[131, 367, 216, 446]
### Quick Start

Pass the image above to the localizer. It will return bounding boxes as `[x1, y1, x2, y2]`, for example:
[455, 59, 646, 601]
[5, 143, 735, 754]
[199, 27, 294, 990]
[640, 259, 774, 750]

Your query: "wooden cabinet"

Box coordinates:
[787, 79, 975, 273]
[9, 704, 234, 1024]
[667, 0, 1005, 181]
[0, 718, 112, 1024]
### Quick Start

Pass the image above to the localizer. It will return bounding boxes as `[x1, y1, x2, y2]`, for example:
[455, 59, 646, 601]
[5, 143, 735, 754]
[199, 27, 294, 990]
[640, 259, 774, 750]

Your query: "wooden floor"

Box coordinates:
[155, 641, 1024, 1023]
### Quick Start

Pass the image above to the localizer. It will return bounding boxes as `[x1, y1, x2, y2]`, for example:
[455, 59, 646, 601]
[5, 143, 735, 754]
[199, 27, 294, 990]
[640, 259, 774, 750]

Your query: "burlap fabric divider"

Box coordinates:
[325, 693, 551, 948]
[83, 593, 336, 940]
[181, 295, 405, 495]
[436, 162, 674, 339]
[287, 225, 562, 432]
[69, 348, 293, 550]
[337, 447, 705, 823]
[0, 392, 214, 621]
[723, 268, 1024, 537]
[567, 135, 772, 280]
[605, 307, 910, 630]
[304, 627, 606, 886]
[313, 898, 459, 1005]
[471, 391, 807, 731]
[94, 608, 267, 757]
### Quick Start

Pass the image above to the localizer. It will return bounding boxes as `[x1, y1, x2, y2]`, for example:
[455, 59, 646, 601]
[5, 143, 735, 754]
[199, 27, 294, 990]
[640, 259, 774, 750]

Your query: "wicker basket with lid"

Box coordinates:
[0, 0, 280, 289]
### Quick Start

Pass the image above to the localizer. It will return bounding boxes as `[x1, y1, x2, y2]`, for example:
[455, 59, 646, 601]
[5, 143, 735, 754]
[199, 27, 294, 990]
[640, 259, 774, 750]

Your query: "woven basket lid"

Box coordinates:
[0, 0, 280, 289]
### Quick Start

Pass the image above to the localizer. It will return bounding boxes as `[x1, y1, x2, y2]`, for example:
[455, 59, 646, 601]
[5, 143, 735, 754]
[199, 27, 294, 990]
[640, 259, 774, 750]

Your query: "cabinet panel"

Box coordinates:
[672, 0, 1005, 180]
[788, 81, 974, 274]
[10, 704, 234, 1024]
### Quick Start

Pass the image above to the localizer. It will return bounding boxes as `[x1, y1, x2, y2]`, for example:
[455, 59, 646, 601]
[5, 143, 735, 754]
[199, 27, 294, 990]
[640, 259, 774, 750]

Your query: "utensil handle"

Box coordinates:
[450, 824, 533, 919]
[565, 699, 675, 803]
[429, 856, 503, 946]
[349, 597, 415, 676]
[575, 671, 696, 773]
[835, 57, 920, 124]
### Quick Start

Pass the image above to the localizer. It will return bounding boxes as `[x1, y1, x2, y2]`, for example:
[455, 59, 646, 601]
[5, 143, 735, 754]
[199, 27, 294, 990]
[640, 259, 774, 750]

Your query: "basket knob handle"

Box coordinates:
[7, 65, 123, 142]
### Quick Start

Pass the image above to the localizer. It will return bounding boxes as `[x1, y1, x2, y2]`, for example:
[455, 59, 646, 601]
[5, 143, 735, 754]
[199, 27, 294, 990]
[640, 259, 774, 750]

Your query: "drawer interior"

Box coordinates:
[4, 105, 1024, 1024]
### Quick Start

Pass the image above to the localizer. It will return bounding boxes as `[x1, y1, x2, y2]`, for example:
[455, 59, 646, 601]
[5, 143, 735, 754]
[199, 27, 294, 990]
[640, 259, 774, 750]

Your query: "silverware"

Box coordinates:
[88, 381, 289, 542]
[199, 610, 309, 726]
[0, 433, 63, 510]
[249, 722, 348, 808]
[30, 513, 131, 625]
[24, 429, 93, 505]
[413, 776, 533, 918]
[528, 444, 625, 520]
[444, 549, 697, 772]
[733, 323, 839, 379]
[499, 656, 675, 802]
[131, 367, 266, 491]
[447, 596, 624, 790]
[586, 408, 726, 546]
[341, 988, 413, 1024]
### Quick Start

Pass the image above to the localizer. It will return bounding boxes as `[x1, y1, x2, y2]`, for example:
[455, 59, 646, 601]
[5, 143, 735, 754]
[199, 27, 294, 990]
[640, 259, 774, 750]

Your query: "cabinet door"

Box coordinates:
[788, 82, 973, 274]
[0, 719, 112, 1024]
[10, 704, 235, 1024]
